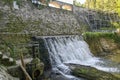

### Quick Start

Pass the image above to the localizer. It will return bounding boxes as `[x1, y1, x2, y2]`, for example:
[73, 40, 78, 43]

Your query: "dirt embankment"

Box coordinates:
[83, 32, 120, 56]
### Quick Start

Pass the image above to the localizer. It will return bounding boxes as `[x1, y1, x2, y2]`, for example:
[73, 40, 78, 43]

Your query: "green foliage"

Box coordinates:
[112, 22, 120, 28]
[74, 0, 81, 7]
[84, 0, 120, 15]
[14, 0, 22, 6]
[83, 32, 120, 55]
[83, 32, 120, 43]
[38, 5, 46, 9]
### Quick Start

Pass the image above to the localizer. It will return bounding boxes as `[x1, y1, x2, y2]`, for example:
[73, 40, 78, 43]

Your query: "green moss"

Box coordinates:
[15, 0, 22, 6]
[72, 66, 120, 80]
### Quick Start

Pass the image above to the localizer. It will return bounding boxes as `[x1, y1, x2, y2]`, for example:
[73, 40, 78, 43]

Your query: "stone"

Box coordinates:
[1, 55, 16, 66]
[0, 51, 3, 59]
[83, 33, 120, 56]
[8, 58, 16, 66]
[100, 38, 117, 52]
[2, 55, 8, 59]
[0, 66, 19, 80]
[7, 65, 23, 78]
[69, 64, 120, 80]
[1, 55, 9, 65]
[9, 57, 14, 62]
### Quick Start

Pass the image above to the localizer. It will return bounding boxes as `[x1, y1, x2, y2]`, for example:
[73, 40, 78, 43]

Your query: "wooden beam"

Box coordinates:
[20, 65, 32, 80]
[20, 53, 31, 80]
[20, 53, 26, 67]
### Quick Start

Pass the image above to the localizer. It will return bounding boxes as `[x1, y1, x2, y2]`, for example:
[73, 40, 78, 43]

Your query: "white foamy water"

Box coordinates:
[13, 1, 19, 10]
[44, 35, 120, 79]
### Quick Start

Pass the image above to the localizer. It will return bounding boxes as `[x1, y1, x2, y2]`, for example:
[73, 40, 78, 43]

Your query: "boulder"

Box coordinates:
[0, 66, 19, 80]
[100, 38, 118, 53]
[7, 65, 24, 78]
[69, 64, 120, 80]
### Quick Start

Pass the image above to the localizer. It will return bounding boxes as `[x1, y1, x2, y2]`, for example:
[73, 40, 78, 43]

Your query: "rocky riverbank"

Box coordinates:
[83, 32, 120, 56]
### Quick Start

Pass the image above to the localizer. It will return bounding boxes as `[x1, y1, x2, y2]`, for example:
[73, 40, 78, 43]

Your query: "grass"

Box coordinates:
[83, 32, 120, 44]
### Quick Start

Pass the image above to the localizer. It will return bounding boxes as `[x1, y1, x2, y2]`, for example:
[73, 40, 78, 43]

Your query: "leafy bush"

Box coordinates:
[112, 22, 120, 28]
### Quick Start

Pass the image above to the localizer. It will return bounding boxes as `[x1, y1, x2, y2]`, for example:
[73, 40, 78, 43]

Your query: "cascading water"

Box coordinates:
[43, 35, 120, 80]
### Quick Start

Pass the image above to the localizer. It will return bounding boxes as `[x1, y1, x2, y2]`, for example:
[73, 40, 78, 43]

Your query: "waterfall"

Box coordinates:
[43, 35, 119, 79]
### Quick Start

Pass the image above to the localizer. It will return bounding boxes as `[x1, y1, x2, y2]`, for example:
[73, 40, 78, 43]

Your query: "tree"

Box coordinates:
[84, 0, 120, 15]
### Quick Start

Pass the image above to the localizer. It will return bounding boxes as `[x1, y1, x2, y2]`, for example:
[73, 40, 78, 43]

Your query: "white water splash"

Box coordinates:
[44, 35, 120, 79]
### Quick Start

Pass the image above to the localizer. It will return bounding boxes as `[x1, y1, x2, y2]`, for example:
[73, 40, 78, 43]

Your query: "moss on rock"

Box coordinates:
[72, 65, 120, 80]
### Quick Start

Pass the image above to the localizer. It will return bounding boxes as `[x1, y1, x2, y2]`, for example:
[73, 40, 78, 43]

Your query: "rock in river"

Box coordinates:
[68, 64, 120, 80]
